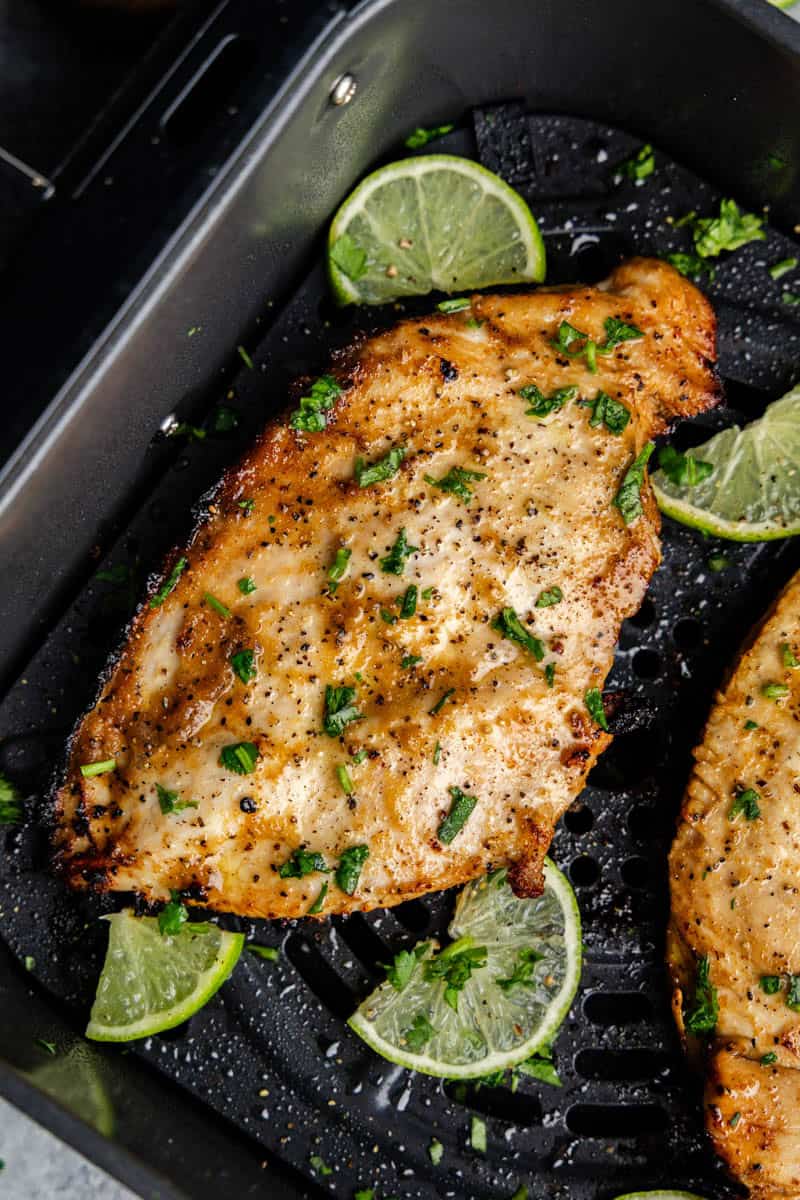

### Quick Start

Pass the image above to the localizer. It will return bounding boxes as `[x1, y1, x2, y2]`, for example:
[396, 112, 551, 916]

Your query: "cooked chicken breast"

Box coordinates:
[669, 570, 800, 1199]
[55, 257, 718, 920]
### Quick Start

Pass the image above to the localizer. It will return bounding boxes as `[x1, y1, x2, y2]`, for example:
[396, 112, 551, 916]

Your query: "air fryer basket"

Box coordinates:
[1, 2, 799, 1199]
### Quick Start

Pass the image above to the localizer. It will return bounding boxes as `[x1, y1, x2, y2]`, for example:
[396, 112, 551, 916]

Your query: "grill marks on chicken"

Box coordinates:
[669, 571, 800, 1199]
[54, 258, 719, 920]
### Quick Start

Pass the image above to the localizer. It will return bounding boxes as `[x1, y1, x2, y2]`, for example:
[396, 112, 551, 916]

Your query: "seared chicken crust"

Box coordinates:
[669, 570, 800, 1199]
[55, 258, 718, 919]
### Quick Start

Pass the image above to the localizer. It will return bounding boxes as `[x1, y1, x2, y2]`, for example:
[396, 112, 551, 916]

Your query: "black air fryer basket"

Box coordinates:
[1, 1, 800, 1197]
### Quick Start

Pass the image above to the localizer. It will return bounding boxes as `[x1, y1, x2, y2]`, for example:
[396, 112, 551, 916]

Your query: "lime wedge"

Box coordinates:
[328, 154, 545, 306]
[86, 911, 244, 1042]
[348, 859, 580, 1078]
[652, 384, 800, 541]
[28, 1052, 115, 1136]
[611, 1194, 710, 1200]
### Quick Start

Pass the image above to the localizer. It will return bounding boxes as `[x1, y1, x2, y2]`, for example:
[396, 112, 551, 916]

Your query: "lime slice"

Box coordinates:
[652, 384, 800, 541]
[769, 0, 799, 10]
[86, 911, 244, 1042]
[611, 1194, 710, 1200]
[328, 154, 546, 306]
[28, 1052, 115, 1136]
[348, 859, 581, 1078]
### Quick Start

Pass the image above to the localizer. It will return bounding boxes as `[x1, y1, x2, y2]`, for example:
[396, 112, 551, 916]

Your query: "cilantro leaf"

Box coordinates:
[658, 445, 714, 487]
[760, 975, 781, 994]
[429, 688, 455, 716]
[404, 1012, 435, 1050]
[665, 251, 715, 281]
[580, 391, 631, 434]
[355, 445, 406, 487]
[323, 684, 363, 738]
[550, 321, 597, 371]
[436, 296, 470, 313]
[307, 881, 328, 914]
[620, 143, 655, 181]
[290, 374, 342, 433]
[405, 123, 454, 149]
[279, 848, 328, 878]
[238, 576, 256, 595]
[399, 584, 417, 618]
[158, 890, 188, 937]
[327, 546, 352, 593]
[424, 465, 486, 505]
[218, 742, 260, 775]
[230, 648, 256, 684]
[149, 557, 188, 608]
[380, 528, 419, 575]
[335, 844, 369, 895]
[155, 784, 197, 816]
[518, 383, 578, 419]
[614, 441, 655, 525]
[491, 607, 544, 661]
[0, 773, 23, 825]
[437, 785, 478, 844]
[584, 688, 609, 731]
[248, 945, 279, 961]
[782, 642, 800, 669]
[330, 233, 367, 281]
[423, 937, 487, 1011]
[597, 316, 644, 353]
[762, 681, 790, 701]
[382, 944, 429, 992]
[80, 759, 116, 779]
[729, 787, 761, 821]
[495, 946, 543, 992]
[684, 954, 718, 1035]
[769, 257, 798, 281]
[787, 976, 800, 1012]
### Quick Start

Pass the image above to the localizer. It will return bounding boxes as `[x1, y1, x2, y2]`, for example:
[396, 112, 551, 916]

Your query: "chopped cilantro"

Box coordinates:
[518, 383, 578, 419]
[744, 719, 759, 731]
[238, 576, 256, 595]
[230, 648, 256, 684]
[381, 608, 398, 625]
[760, 975, 781, 994]
[783, 291, 800, 306]
[330, 233, 367, 281]
[290, 374, 342, 433]
[517, 1054, 563, 1087]
[380, 528, 419, 575]
[729, 788, 761, 821]
[96, 563, 132, 585]
[433, 740, 442, 764]
[404, 1012, 435, 1050]
[436, 297, 470, 313]
[424, 937, 487, 1010]
[0, 774, 23, 825]
[584, 688, 608, 731]
[218, 742, 259, 775]
[550, 320, 597, 371]
[279, 848, 328, 879]
[323, 684, 363, 737]
[80, 759, 116, 779]
[761, 1051, 778, 1066]
[429, 688, 455, 716]
[614, 441, 655, 525]
[782, 642, 800, 669]
[535, 586, 563, 608]
[762, 681, 790, 701]
[579, 391, 631, 434]
[155, 784, 197, 815]
[401, 654, 422, 669]
[598, 316, 645, 353]
[247, 945, 279, 961]
[327, 546, 352, 593]
[658, 445, 714, 487]
[399, 584, 418, 618]
[424, 465, 486, 505]
[211, 405, 239, 434]
[405, 123, 454, 149]
[309, 1154, 332, 1177]
[437, 785, 478, 844]
[496, 946, 543, 992]
[204, 592, 231, 618]
[158, 890, 188, 937]
[684, 954, 718, 1035]
[511, 1187, 529, 1200]
[382, 944, 429, 992]
[470, 1115, 487, 1153]
[307, 881, 328, 914]
[149, 556, 188, 608]
[682, 199, 765, 259]
[355, 445, 406, 487]
[336, 763, 354, 795]
[335, 844, 369, 895]
[237, 345, 254, 370]
[620, 143, 655, 181]
[708, 553, 730, 572]
[492, 607, 544, 660]
[237, 498, 255, 514]
[170, 422, 205, 442]
[788, 975, 800, 1012]
[769, 257, 798, 281]
[545, 662, 556, 688]
[351, 749, 368, 764]
[35, 1039, 57, 1057]
[354, 1190, 375, 1200]
[428, 1138, 444, 1165]
[665, 251, 715, 280]
[421, 586, 434, 600]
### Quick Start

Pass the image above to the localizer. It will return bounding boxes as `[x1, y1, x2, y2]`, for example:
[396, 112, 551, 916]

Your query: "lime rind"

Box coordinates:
[653, 384, 800, 541]
[348, 858, 581, 1078]
[328, 154, 546, 306]
[86, 911, 244, 1043]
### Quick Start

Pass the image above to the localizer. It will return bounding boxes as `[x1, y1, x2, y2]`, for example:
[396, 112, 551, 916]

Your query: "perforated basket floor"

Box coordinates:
[1, 109, 800, 1200]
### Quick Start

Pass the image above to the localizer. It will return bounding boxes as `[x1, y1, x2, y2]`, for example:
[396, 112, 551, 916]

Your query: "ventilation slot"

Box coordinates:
[392, 899, 432, 934]
[587, 727, 663, 789]
[583, 991, 652, 1026]
[284, 933, 356, 1019]
[334, 913, 394, 974]
[575, 1048, 671, 1082]
[566, 1103, 667, 1136]
[444, 1080, 542, 1128]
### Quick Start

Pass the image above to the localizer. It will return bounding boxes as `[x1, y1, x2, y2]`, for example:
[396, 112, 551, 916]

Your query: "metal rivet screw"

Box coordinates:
[330, 73, 357, 107]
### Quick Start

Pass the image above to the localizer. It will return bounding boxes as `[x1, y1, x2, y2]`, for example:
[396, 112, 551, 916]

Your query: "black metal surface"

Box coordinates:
[1, 103, 800, 1199]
